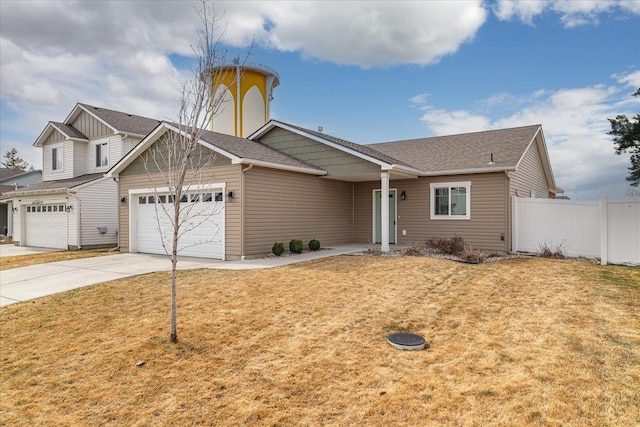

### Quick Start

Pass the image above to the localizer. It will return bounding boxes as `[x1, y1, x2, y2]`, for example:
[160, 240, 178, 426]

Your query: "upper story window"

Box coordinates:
[52, 146, 64, 171]
[430, 181, 471, 220]
[96, 142, 108, 167]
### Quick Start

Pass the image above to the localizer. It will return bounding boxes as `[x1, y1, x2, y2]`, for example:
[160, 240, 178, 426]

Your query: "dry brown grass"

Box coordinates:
[1, 256, 638, 426]
[0, 248, 117, 270]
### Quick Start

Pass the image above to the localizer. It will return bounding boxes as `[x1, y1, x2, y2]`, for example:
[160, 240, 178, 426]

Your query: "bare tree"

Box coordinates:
[139, 0, 250, 343]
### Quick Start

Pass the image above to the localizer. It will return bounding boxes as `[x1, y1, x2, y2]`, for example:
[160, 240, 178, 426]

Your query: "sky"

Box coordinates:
[1, 0, 639, 200]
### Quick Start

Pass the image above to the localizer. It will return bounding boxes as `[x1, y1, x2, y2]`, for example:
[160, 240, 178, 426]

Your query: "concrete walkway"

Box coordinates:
[0, 244, 369, 307]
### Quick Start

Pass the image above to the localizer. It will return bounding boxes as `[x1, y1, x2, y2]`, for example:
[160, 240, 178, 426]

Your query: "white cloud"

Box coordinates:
[415, 80, 640, 200]
[614, 70, 640, 89]
[220, 1, 487, 67]
[494, 0, 640, 26]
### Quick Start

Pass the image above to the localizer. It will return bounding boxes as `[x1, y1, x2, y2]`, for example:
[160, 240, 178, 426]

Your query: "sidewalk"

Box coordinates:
[0, 244, 369, 306]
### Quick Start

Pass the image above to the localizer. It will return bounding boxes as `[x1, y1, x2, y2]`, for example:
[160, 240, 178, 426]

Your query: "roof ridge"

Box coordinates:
[372, 124, 542, 146]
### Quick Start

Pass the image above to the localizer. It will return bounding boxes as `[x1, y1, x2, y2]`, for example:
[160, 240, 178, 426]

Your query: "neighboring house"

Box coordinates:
[8, 104, 159, 249]
[107, 120, 561, 260]
[0, 169, 42, 237]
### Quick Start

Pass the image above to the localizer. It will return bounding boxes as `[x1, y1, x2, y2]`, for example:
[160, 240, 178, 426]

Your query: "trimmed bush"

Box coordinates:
[289, 239, 304, 254]
[309, 239, 321, 251]
[272, 242, 285, 256]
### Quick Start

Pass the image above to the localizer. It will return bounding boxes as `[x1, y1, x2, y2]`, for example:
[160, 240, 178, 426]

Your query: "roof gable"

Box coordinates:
[33, 122, 89, 147]
[108, 122, 326, 178]
[250, 121, 422, 176]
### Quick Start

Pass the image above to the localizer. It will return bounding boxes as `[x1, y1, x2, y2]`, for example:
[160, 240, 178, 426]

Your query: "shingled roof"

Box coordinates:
[76, 104, 160, 136]
[370, 125, 542, 173]
[50, 122, 88, 140]
[6, 173, 104, 196]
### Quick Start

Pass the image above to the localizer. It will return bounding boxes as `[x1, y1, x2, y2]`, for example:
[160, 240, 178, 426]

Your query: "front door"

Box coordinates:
[373, 189, 396, 244]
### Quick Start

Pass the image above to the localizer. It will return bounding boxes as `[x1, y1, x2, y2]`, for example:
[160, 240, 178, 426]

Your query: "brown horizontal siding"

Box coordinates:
[119, 163, 242, 259]
[354, 173, 508, 251]
[509, 136, 550, 199]
[244, 167, 353, 257]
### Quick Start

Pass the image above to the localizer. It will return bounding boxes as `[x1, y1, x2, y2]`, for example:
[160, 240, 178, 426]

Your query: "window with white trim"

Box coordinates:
[96, 142, 108, 167]
[52, 146, 64, 171]
[430, 181, 471, 220]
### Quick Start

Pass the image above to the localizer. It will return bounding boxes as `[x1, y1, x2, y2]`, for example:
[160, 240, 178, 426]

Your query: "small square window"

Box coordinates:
[27, 206, 31, 213]
[190, 194, 200, 202]
[47, 206, 52, 212]
[430, 181, 471, 220]
[139, 196, 146, 204]
[215, 192, 223, 202]
[167, 195, 175, 203]
[148, 196, 155, 204]
[158, 195, 166, 203]
[202, 193, 213, 202]
[53, 205, 58, 212]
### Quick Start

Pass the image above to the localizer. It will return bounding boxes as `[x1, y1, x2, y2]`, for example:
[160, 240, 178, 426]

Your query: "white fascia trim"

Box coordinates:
[256, 121, 393, 169]
[383, 164, 423, 176]
[420, 166, 515, 176]
[233, 158, 327, 176]
[114, 131, 147, 139]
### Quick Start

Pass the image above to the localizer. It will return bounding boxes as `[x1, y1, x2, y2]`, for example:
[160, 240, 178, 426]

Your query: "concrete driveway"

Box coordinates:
[0, 245, 59, 258]
[0, 245, 368, 306]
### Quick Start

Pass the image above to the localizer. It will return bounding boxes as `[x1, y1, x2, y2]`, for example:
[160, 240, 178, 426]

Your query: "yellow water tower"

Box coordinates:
[210, 59, 279, 137]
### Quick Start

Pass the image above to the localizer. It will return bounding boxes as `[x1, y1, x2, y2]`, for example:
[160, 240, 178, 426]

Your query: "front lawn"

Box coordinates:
[1, 256, 638, 425]
[0, 248, 117, 270]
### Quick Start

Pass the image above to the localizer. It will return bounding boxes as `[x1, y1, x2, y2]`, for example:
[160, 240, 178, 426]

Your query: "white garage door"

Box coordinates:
[136, 190, 224, 259]
[25, 204, 68, 249]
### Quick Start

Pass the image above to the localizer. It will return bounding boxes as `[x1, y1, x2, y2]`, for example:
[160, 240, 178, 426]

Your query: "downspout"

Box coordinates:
[352, 182, 355, 243]
[112, 176, 120, 252]
[505, 170, 511, 252]
[240, 163, 254, 260]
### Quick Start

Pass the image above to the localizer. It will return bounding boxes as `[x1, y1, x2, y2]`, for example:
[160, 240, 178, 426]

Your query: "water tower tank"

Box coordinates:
[210, 61, 279, 137]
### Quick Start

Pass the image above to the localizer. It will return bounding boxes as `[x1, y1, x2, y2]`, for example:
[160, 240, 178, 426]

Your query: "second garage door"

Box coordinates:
[135, 190, 224, 259]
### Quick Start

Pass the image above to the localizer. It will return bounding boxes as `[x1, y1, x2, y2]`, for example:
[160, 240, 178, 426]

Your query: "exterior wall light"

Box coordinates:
[227, 191, 234, 201]
[401, 191, 407, 200]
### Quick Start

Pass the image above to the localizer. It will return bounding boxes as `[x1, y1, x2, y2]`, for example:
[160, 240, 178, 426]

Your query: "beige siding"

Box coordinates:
[354, 173, 508, 251]
[77, 178, 118, 247]
[509, 135, 550, 199]
[257, 127, 380, 177]
[244, 167, 353, 257]
[119, 162, 243, 259]
[70, 110, 113, 139]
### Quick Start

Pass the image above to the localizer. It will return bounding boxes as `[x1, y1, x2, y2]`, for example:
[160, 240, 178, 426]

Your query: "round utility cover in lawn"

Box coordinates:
[387, 333, 426, 351]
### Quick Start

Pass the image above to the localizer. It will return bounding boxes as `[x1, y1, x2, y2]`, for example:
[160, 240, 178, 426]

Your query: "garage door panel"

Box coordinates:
[25, 204, 67, 249]
[135, 191, 224, 259]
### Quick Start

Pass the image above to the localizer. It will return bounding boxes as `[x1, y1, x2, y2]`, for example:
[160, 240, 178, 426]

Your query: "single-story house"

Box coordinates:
[8, 103, 159, 249]
[107, 120, 561, 260]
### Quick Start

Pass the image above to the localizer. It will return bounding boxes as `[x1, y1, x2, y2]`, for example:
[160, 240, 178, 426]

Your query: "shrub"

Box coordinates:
[403, 243, 424, 256]
[309, 239, 321, 251]
[538, 241, 565, 259]
[365, 246, 382, 255]
[461, 248, 486, 264]
[289, 239, 304, 254]
[272, 242, 284, 256]
[426, 236, 467, 256]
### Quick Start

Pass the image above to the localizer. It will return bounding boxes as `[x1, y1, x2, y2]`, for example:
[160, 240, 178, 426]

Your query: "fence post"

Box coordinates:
[600, 197, 608, 265]
[511, 196, 518, 252]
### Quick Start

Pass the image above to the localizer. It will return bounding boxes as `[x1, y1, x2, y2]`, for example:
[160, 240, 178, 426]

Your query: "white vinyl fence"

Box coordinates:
[512, 196, 640, 265]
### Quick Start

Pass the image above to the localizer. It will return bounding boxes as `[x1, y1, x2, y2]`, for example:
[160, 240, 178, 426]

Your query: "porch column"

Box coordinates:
[381, 172, 390, 253]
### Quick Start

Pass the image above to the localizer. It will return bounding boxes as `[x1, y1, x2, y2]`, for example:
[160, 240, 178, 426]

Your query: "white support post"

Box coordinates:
[511, 195, 518, 252]
[381, 172, 390, 253]
[600, 197, 608, 265]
